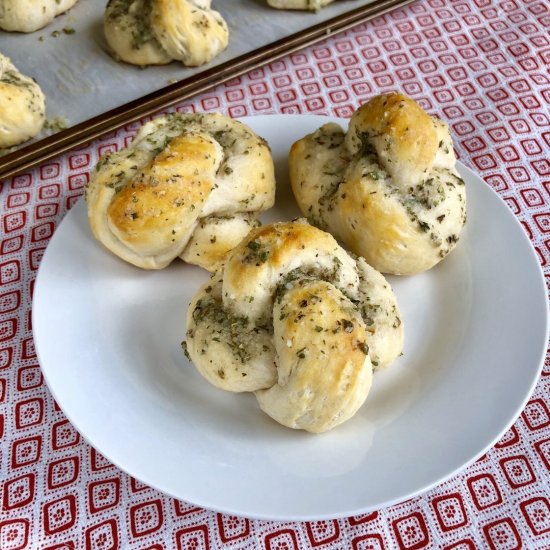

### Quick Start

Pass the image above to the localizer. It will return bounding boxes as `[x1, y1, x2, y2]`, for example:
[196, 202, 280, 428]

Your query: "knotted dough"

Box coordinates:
[289, 93, 467, 275]
[104, 0, 229, 67]
[267, 0, 334, 10]
[0, 54, 45, 149]
[185, 219, 404, 433]
[0, 0, 79, 32]
[86, 112, 275, 271]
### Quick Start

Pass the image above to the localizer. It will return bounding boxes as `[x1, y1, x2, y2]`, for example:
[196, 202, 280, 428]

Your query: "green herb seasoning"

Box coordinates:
[242, 240, 269, 265]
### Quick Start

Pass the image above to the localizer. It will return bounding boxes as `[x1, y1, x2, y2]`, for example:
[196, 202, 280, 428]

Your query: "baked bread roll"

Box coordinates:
[86, 112, 275, 271]
[185, 219, 404, 433]
[0, 0, 79, 32]
[104, 0, 229, 67]
[0, 54, 45, 149]
[289, 93, 467, 275]
[267, 0, 334, 10]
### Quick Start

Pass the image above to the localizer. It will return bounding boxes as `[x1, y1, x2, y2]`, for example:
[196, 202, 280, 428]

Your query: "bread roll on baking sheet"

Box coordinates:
[267, 0, 335, 11]
[0, 0, 79, 33]
[0, 54, 45, 149]
[104, 0, 229, 67]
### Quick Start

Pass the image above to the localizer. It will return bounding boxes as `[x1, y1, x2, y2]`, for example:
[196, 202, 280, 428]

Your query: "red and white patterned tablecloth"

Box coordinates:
[1, 0, 549, 548]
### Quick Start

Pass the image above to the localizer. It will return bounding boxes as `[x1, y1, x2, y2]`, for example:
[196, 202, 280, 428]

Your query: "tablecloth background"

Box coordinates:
[1, 0, 549, 548]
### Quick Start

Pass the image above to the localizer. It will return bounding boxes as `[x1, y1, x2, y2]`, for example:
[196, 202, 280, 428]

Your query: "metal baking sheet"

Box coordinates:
[0, 0, 412, 177]
[2, 1, 372, 131]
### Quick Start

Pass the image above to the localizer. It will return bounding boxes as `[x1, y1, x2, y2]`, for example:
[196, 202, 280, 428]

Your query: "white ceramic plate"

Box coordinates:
[33, 115, 549, 520]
